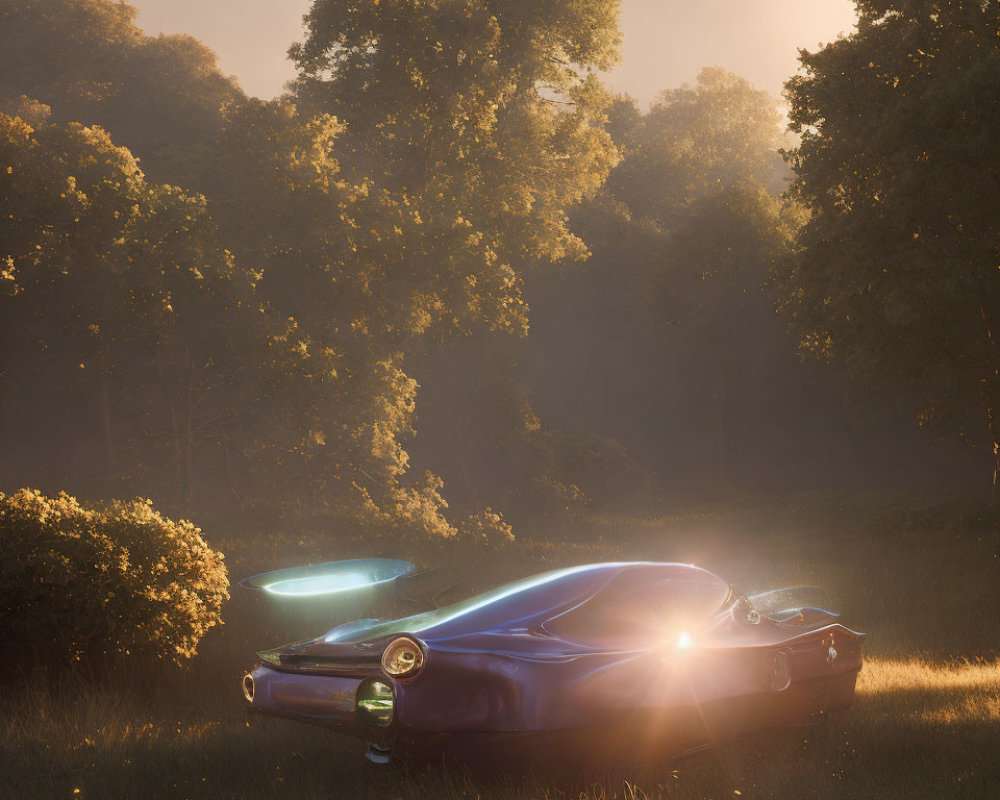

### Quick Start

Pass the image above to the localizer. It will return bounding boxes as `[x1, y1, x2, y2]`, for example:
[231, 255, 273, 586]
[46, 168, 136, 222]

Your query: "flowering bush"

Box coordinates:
[0, 489, 228, 674]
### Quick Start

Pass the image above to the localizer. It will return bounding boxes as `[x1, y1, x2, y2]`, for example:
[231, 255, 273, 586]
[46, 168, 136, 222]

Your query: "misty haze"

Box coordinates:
[2, 1, 998, 798]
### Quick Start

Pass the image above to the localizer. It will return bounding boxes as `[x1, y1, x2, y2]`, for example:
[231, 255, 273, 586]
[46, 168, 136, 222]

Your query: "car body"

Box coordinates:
[242, 561, 864, 767]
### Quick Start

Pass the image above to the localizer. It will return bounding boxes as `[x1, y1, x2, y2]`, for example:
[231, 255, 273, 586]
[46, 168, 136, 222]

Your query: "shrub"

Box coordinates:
[0, 489, 228, 675]
[457, 507, 515, 547]
[351, 471, 458, 539]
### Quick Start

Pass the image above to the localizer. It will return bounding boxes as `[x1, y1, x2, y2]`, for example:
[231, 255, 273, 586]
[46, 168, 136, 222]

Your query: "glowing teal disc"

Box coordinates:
[240, 558, 416, 597]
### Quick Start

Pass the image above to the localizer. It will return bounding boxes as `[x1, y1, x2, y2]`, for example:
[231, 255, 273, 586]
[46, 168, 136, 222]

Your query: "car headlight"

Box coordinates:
[241, 672, 255, 703]
[356, 679, 394, 727]
[380, 636, 424, 679]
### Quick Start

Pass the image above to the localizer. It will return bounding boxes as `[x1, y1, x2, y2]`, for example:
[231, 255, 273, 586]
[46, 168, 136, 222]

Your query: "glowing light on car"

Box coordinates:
[261, 571, 368, 596]
[675, 630, 694, 650]
[381, 636, 425, 678]
[356, 679, 394, 727]
[240, 558, 415, 597]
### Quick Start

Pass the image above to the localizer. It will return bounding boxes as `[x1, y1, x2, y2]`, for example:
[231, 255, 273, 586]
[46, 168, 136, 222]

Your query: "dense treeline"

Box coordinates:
[1, 0, 996, 537]
[780, 0, 1000, 487]
[410, 62, 988, 517]
[1, 0, 619, 535]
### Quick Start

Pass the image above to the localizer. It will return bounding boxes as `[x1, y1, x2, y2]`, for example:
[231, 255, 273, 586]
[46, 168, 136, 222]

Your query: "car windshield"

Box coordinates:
[544, 572, 731, 645]
[324, 563, 621, 643]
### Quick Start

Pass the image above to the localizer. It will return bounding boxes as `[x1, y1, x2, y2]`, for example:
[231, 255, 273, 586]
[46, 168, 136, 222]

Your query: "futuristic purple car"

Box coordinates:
[241, 561, 864, 767]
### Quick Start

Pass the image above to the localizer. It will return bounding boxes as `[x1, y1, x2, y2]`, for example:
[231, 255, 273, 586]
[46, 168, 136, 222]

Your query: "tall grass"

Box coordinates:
[2, 494, 998, 799]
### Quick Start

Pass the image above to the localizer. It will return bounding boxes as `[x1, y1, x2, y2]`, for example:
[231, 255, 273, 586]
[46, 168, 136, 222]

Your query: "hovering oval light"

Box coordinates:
[675, 630, 694, 650]
[381, 636, 424, 679]
[263, 572, 369, 597]
[240, 559, 415, 598]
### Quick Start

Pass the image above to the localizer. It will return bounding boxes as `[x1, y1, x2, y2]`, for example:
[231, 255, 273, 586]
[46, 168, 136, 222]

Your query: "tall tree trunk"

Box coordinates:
[162, 360, 183, 494]
[714, 369, 727, 489]
[457, 402, 479, 508]
[182, 349, 194, 512]
[979, 303, 1000, 501]
[985, 405, 1000, 507]
[713, 348, 734, 490]
[99, 370, 116, 481]
[993, 441, 1000, 499]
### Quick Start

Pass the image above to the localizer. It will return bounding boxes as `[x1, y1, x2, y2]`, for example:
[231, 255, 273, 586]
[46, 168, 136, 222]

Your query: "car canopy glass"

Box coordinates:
[324, 562, 724, 643]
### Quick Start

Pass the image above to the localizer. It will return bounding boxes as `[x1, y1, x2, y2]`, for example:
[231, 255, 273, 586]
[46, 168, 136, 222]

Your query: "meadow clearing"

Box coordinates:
[3, 494, 999, 800]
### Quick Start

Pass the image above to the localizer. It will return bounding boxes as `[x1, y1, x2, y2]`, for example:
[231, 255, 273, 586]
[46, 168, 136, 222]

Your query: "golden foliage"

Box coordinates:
[0, 488, 228, 672]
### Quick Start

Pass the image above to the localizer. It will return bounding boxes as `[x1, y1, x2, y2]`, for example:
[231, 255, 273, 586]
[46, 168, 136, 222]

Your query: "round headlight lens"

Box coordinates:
[356, 679, 394, 727]
[381, 636, 424, 678]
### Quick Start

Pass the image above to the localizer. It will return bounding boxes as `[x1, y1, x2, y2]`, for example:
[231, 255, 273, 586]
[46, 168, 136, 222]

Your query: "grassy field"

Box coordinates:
[3, 494, 999, 799]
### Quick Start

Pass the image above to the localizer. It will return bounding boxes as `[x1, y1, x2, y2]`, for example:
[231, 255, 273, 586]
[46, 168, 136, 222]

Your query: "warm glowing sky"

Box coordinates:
[129, 0, 857, 106]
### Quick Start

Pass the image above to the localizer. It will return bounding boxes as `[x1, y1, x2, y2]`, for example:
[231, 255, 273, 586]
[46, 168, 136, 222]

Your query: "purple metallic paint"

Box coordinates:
[248, 666, 364, 730]
[242, 562, 864, 767]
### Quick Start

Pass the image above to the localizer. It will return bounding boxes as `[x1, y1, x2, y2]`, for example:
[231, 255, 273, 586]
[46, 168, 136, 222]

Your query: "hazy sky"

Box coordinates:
[129, 0, 857, 106]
